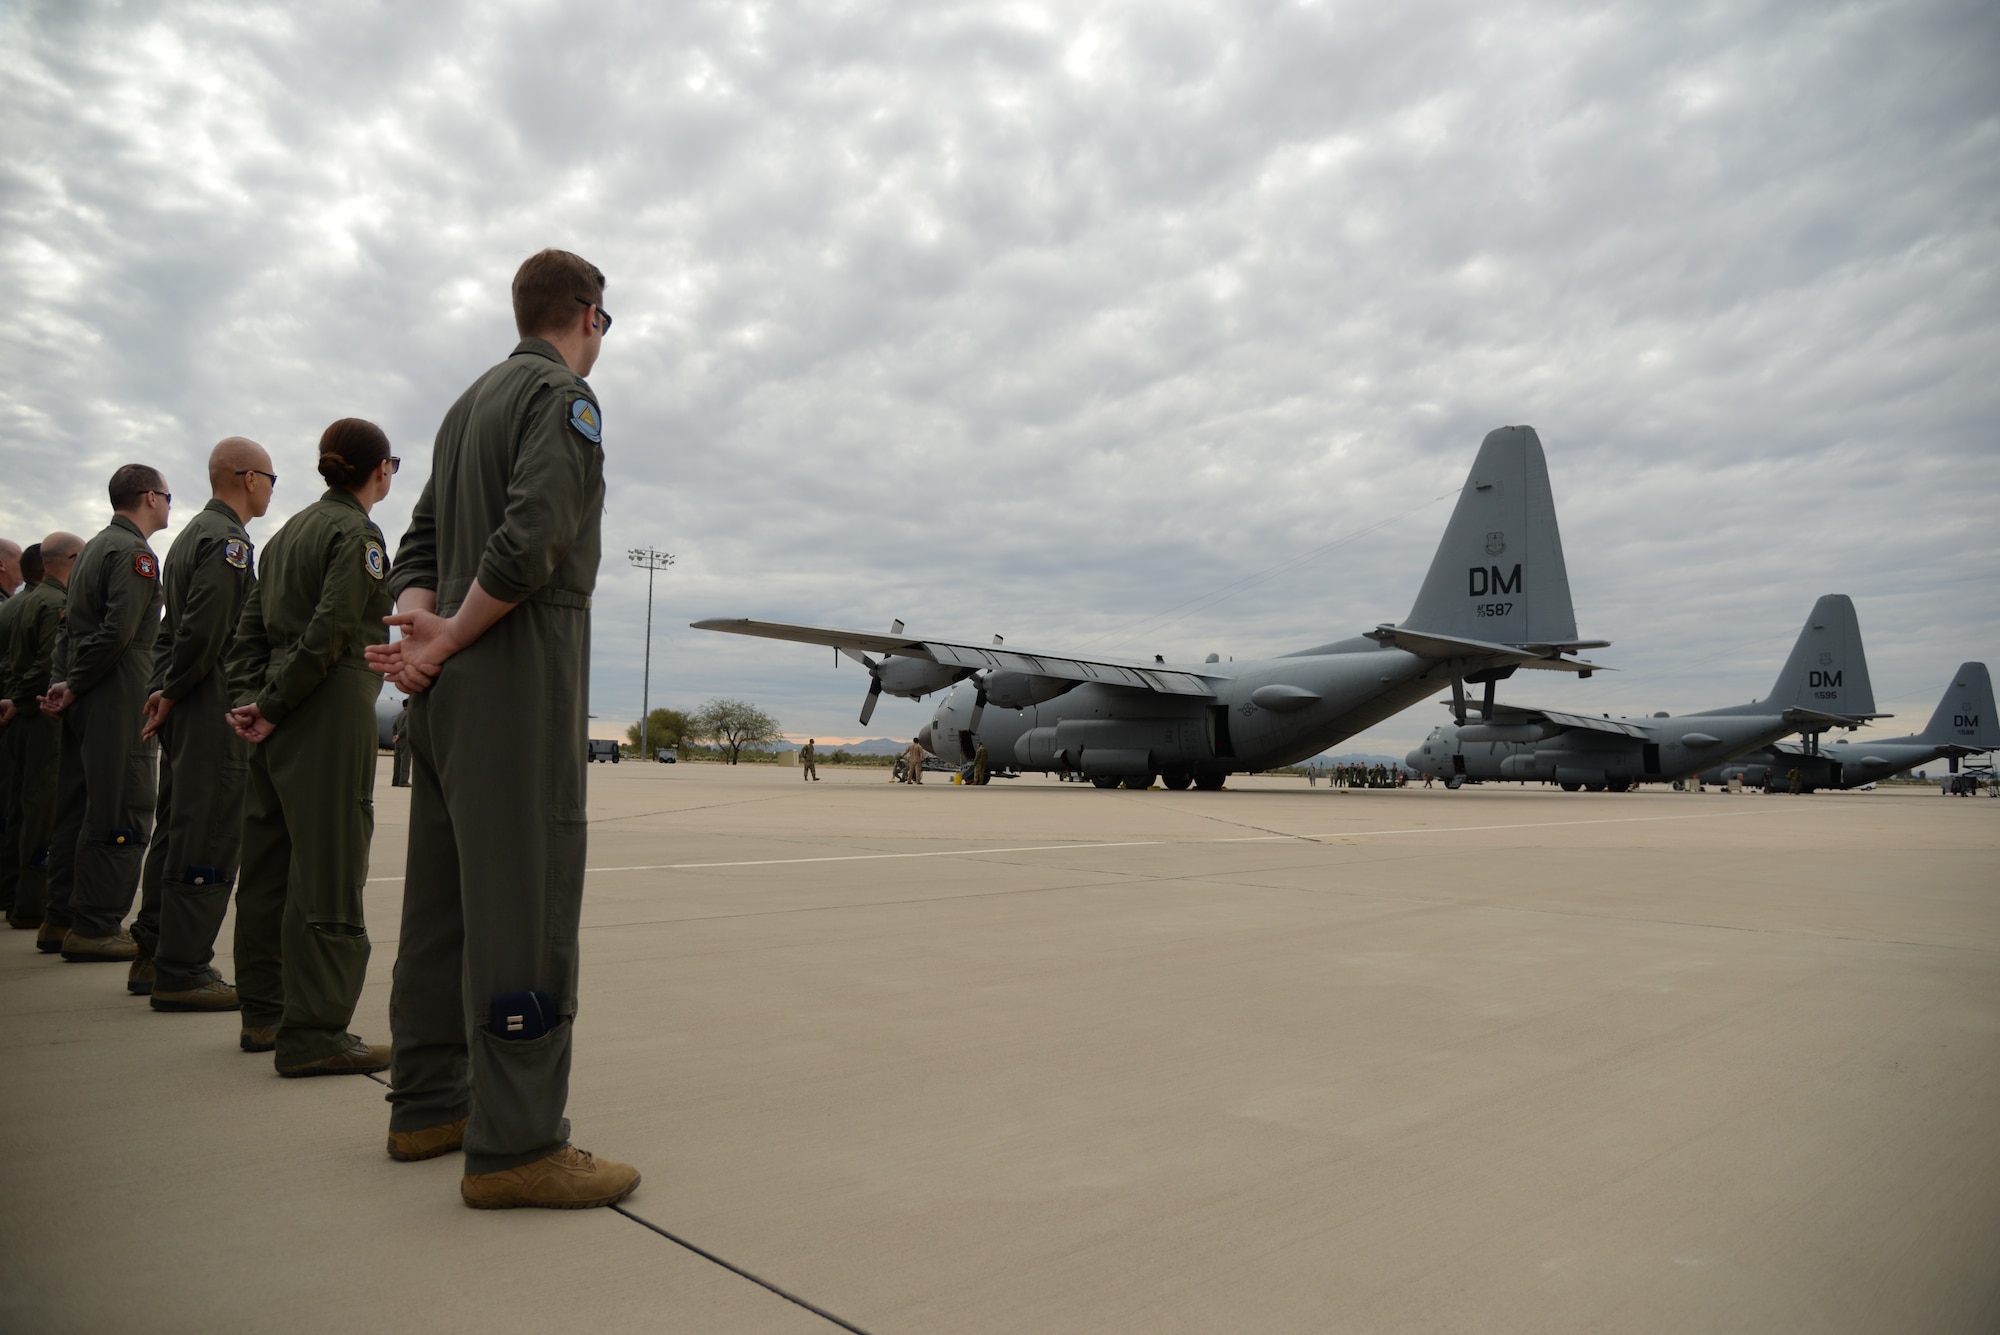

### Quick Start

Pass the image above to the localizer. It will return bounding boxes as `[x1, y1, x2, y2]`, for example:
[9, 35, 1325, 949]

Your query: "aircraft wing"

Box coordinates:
[1451, 699, 1652, 738]
[1368, 625, 1607, 673]
[691, 618, 1221, 697]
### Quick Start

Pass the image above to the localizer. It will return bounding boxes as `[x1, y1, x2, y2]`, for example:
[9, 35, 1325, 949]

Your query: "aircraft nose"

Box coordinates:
[916, 723, 934, 753]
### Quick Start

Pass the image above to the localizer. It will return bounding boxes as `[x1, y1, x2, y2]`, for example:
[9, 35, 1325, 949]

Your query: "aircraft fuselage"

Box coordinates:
[923, 637, 1465, 781]
[1405, 711, 1805, 791]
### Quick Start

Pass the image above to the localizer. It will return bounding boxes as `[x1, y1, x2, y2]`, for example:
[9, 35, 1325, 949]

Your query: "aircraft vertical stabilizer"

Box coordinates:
[1400, 426, 1579, 648]
[1765, 594, 1876, 718]
[1919, 662, 1998, 748]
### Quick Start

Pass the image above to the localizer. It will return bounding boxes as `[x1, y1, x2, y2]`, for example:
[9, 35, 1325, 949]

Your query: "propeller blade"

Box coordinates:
[890, 619, 904, 635]
[968, 680, 987, 736]
[859, 677, 883, 726]
[1451, 677, 1467, 727]
[839, 648, 877, 669]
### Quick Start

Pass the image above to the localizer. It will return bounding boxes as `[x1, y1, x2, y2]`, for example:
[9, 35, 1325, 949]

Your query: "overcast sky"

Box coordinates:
[4, 0, 1995, 756]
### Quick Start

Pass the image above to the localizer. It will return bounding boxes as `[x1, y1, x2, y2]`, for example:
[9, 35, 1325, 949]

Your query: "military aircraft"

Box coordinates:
[695, 425, 1608, 789]
[1403, 594, 1882, 792]
[1700, 662, 1996, 792]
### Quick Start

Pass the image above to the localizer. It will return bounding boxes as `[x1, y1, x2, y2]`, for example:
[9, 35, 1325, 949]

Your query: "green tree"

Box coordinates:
[626, 707, 691, 758]
[689, 698, 782, 764]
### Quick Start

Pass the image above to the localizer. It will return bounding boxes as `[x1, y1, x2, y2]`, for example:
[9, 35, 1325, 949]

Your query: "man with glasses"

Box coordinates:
[39, 466, 170, 966]
[369, 249, 637, 1210]
[131, 438, 272, 1009]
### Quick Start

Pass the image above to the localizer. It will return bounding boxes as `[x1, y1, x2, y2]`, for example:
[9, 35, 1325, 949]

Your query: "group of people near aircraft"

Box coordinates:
[0, 248, 641, 1213]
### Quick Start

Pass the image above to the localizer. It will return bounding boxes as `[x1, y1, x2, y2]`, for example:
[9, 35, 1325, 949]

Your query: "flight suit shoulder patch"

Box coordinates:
[568, 395, 602, 444]
[133, 552, 158, 579]
[362, 539, 387, 581]
[223, 538, 251, 570]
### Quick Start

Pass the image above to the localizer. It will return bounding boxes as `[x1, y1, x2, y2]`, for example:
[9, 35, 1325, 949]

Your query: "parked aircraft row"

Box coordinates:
[694, 426, 1991, 791]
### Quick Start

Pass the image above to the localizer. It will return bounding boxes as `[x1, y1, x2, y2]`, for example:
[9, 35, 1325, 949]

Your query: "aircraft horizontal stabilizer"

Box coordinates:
[1782, 706, 1889, 730]
[690, 618, 1219, 697]
[1371, 625, 1605, 673]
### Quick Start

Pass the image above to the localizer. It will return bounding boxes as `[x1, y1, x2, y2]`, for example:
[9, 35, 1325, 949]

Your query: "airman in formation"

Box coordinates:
[1, 248, 637, 1213]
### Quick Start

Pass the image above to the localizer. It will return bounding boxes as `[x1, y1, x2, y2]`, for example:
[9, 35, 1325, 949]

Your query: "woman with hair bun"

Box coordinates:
[223, 418, 398, 1075]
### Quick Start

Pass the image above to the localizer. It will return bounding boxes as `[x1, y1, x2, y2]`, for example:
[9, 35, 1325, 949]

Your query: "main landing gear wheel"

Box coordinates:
[1584, 780, 1606, 792]
[1161, 771, 1193, 791]
[1444, 775, 1465, 790]
[1091, 776, 1122, 789]
[1122, 774, 1155, 790]
[1194, 772, 1227, 791]
[1559, 780, 1581, 792]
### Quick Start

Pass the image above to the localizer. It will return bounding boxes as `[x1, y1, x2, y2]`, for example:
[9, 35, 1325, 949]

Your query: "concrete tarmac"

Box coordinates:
[2, 763, 1996, 1333]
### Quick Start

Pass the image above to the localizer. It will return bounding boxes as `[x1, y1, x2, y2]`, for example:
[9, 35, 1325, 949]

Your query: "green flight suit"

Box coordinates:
[135, 500, 256, 991]
[226, 490, 391, 1066]
[385, 337, 604, 1175]
[3, 577, 65, 923]
[43, 516, 162, 939]
[0, 584, 21, 915]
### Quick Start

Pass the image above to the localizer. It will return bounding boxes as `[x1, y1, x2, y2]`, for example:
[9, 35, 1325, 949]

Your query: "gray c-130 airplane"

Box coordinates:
[695, 426, 1607, 789]
[1700, 662, 1996, 793]
[1403, 594, 1884, 792]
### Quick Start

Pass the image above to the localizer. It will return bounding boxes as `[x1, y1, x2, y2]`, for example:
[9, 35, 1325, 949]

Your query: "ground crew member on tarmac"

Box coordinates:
[225, 421, 395, 1073]
[903, 737, 927, 784]
[801, 738, 817, 780]
[0, 543, 42, 922]
[6, 538, 75, 936]
[369, 249, 640, 1211]
[37, 468, 169, 966]
[973, 740, 989, 786]
[131, 439, 271, 1012]
[391, 698, 413, 787]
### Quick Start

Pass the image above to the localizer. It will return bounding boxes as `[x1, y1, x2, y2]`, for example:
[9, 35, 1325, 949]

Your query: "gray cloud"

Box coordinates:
[3, 0, 1995, 750]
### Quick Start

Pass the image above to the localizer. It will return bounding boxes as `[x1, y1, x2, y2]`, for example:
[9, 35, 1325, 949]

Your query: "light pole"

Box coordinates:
[628, 547, 675, 759]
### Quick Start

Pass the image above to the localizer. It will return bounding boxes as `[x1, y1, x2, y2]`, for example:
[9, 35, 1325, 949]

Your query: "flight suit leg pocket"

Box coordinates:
[468, 1017, 575, 1166]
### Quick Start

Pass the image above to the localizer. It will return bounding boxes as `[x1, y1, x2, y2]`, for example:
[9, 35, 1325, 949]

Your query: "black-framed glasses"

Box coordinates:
[146, 489, 172, 505]
[386, 457, 401, 474]
[235, 469, 278, 489]
[575, 295, 612, 333]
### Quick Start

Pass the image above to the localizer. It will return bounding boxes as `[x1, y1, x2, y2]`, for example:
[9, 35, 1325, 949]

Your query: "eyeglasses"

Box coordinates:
[386, 457, 401, 474]
[146, 489, 172, 505]
[575, 296, 612, 333]
[235, 469, 278, 489]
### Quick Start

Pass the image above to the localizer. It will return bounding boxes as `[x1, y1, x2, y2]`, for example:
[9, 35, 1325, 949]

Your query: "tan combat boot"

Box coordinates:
[35, 921, 65, 953]
[151, 976, 240, 1012]
[460, 1146, 641, 1210]
[275, 1037, 390, 1078]
[127, 956, 155, 995]
[239, 1023, 279, 1053]
[61, 929, 139, 962]
[6, 910, 41, 931]
[388, 1117, 468, 1162]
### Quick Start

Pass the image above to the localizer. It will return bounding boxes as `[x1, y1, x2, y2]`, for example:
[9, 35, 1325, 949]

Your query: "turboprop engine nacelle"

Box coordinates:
[876, 658, 965, 699]
[981, 671, 1074, 710]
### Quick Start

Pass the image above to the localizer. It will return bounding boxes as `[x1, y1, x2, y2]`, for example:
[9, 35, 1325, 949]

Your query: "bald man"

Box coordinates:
[39, 467, 169, 964]
[0, 541, 21, 600]
[134, 440, 271, 1008]
[5, 535, 79, 933]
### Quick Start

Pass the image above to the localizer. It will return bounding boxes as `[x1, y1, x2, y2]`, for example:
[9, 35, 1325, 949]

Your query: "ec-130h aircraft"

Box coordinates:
[695, 426, 1607, 789]
[1403, 594, 1884, 792]
[1700, 662, 1997, 792]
